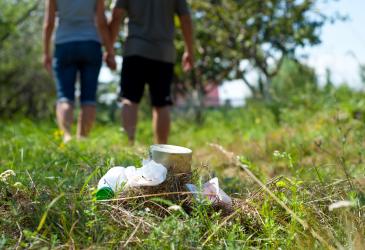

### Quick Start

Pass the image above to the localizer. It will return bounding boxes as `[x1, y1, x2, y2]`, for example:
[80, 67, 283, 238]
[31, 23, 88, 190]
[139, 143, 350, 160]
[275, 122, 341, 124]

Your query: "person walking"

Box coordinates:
[108, 0, 195, 145]
[43, 0, 116, 143]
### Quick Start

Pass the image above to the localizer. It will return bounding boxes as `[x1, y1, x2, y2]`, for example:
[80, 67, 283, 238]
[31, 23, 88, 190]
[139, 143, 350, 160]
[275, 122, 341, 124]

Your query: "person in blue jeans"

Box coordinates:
[43, 0, 116, 143]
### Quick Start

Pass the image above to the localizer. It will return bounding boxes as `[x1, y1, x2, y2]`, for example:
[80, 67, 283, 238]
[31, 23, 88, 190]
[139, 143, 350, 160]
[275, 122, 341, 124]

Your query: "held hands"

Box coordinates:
[182, 50, 194, 72]
[104, 52, 117, 71]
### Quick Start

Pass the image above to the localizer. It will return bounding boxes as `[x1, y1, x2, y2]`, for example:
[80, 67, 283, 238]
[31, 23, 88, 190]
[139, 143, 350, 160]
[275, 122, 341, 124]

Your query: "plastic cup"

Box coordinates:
[149, 144, 192, 174]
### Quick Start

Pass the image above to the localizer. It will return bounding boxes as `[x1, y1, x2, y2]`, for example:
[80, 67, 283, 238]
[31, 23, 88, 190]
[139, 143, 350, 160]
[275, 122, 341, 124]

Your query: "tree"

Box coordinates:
[0, 1, 54, 118]
[175, 0, 339, 100]
[360, 64, 365, 85]
[271, 58, 318, 106]
[0, 0, 40, 47]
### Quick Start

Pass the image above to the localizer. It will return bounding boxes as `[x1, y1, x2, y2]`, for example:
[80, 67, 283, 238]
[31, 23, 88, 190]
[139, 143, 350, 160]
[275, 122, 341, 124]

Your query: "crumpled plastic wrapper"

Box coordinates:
[186, 177, 232, 208]
[97, 160, 167, 193]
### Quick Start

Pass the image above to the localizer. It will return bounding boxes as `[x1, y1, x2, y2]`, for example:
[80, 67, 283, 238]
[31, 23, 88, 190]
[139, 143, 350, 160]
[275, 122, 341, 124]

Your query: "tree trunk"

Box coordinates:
[190, 70, 204, 124]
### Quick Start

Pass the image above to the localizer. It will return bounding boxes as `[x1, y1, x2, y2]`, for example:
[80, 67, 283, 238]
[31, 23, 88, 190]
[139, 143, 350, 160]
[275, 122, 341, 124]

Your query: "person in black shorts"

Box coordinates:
[109, 0, 195, 144]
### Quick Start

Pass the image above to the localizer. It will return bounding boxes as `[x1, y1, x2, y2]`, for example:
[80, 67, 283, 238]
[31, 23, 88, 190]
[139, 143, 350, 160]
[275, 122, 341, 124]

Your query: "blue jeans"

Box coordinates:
[53, 41, 102, 105]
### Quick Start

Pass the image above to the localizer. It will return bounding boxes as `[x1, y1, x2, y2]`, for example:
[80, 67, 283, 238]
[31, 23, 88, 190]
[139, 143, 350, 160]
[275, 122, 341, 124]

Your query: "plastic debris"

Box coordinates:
[126, 160, 168, 187]
[186, 177, 232, 208]
[96, 160, 167, 200]
[328, 200, 355, 211]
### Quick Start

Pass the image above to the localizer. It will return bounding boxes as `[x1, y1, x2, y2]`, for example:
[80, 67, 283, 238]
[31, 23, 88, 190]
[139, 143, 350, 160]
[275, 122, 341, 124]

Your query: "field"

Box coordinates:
[1, 87, 365, 249]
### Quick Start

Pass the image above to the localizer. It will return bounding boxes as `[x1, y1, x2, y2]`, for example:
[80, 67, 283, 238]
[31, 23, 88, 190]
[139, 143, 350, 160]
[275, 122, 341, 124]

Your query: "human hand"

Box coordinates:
[104, 52, 117, 71]
[43, 54, 52, 75]
[182, 51, 194, 72]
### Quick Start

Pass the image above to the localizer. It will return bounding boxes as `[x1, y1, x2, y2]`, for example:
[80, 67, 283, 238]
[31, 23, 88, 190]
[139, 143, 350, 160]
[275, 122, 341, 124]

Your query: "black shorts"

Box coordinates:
[120, 56, 174, 107]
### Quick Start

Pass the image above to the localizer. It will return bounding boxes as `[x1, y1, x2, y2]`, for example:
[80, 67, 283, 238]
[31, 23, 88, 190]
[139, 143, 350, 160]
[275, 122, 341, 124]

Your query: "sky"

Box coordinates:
[100, 0, 365, 104]
[302, 0, 365, 89]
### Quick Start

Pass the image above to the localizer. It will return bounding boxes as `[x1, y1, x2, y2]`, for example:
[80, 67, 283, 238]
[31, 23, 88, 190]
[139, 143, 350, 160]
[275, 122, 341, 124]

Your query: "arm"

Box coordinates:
[95, 0, 116, 70]
[109, 7, 125, 45]
[42, 0, 56, 74]
[179, 14, 195, 72]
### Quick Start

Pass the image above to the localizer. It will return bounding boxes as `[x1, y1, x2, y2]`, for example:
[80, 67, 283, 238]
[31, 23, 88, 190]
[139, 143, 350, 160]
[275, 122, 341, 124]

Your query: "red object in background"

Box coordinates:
[173, 81, 221, 108]
[204, 82, 220, 107]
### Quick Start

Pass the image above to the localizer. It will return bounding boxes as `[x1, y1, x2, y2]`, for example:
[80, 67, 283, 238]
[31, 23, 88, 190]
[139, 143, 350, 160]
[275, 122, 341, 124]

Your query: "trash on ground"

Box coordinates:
[96, 160, 167, 200]
[328, 200, 356, 211]
[186, 177, 233, 209]
[149, 144, 192, 174]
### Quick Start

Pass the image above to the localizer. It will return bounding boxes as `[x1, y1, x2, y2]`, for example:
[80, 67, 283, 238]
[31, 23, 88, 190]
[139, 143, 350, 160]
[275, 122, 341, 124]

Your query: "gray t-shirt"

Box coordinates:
[115, 0, 190, 63]
[55, 0, 100, 44]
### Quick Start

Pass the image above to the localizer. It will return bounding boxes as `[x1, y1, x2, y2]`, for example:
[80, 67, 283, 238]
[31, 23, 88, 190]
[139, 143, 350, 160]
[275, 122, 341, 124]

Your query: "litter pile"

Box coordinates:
[96, 159, 233, 209]
[95, 144, 260, 229]
[96, 160, 233, 214]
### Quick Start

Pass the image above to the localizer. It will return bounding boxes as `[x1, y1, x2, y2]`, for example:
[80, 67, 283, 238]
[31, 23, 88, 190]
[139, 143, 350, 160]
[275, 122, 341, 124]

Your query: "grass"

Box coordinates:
[1, 90, 365, 249]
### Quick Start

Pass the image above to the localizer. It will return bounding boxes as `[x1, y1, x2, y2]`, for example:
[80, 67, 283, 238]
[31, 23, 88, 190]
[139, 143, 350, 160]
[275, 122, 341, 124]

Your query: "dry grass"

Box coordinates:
[2, 102, 365, 248]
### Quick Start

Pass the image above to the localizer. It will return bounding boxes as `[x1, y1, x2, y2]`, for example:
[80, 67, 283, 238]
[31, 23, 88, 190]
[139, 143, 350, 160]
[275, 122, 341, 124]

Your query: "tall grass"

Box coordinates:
[1, 88, 364, 249]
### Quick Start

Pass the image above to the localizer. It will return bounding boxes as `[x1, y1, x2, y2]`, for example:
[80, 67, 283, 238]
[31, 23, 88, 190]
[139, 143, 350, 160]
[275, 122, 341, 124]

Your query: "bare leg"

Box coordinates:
[56, 102, 74, 143]
[77, 105, 96, 139]
[121, 99, 139, 144]
[152, 106, 170, 144]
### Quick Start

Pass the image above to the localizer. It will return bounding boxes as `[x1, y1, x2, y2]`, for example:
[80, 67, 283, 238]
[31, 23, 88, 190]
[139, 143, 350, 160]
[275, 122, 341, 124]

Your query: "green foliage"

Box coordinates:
[0, 1, 364, 247]
[1, 87, 365, 248]
[0, 0, 54, 118]
[271, 58, 318, 105]
[0, 0, 343, 119]
[174, 0, 338, 99]
[266, 58, 320, 122]
[0, 0, 40, 43]
[360, 64, 365, 85]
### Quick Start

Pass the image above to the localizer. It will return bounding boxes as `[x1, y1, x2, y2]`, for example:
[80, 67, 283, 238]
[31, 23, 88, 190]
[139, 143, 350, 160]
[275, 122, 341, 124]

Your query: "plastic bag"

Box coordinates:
[125, 160, 167, 187]
[186, 177, 232, 208]
[96, 160, 167, 200]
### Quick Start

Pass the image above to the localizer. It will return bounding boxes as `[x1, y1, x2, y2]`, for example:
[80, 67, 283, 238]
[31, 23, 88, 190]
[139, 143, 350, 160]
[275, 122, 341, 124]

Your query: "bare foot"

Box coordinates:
[63, 134, 73, 144]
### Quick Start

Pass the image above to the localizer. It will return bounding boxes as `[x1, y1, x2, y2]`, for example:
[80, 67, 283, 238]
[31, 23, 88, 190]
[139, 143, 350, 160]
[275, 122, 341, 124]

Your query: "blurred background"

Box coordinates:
[1, 2, 365, 247]
[0, 0, 364, 123]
